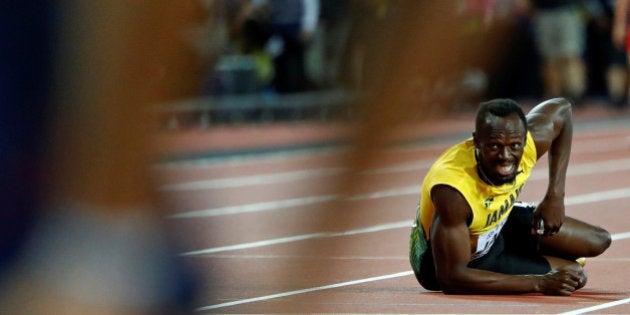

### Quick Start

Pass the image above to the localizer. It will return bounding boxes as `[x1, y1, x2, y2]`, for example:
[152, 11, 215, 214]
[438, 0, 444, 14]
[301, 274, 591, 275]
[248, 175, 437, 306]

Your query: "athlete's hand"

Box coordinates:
[533, 195, 565, 236]
[536, 267, 583, 296]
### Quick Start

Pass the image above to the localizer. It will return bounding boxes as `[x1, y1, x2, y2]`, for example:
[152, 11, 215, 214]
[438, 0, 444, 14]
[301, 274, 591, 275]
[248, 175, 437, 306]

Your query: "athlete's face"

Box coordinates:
[473, 113, 526, 185]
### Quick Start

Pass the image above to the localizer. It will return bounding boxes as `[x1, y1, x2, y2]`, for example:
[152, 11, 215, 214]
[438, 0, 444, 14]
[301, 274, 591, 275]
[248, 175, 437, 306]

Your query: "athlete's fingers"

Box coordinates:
[536, 218, 545, 235]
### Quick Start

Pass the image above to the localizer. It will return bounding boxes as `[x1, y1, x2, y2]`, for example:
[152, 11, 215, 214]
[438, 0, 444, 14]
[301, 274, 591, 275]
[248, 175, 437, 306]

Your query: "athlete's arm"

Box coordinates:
[525, 98, 573, 235]
[430, 184, 581, 295]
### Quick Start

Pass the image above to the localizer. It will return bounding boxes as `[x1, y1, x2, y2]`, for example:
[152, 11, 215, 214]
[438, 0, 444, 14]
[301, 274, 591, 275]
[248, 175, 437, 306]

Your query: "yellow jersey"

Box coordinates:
[418, 132, 537, 259]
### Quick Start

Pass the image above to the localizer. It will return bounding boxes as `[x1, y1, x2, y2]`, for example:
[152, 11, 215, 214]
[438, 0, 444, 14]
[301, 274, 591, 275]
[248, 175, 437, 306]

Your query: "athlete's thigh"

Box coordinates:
[539, 216, 610, 258]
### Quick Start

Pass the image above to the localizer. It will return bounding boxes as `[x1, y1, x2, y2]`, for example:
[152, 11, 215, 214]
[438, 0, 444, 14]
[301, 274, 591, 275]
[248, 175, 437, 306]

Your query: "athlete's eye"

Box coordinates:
[486, 143, 500, 150]
[510, 143, 522, 150]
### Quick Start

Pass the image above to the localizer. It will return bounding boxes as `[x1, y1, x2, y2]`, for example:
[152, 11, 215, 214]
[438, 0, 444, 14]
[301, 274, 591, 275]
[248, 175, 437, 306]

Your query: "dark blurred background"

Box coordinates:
[157, 0, 628, 128]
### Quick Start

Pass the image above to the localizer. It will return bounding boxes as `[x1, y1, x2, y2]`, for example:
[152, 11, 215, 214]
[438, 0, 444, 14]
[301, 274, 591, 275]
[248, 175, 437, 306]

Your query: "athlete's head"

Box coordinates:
[473, 99, 527, 185]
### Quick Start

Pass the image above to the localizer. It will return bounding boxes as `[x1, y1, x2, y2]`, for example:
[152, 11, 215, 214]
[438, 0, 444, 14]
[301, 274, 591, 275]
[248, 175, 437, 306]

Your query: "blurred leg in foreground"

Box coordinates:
[0, 1, 52, 282]
[0, 1, 200, 314]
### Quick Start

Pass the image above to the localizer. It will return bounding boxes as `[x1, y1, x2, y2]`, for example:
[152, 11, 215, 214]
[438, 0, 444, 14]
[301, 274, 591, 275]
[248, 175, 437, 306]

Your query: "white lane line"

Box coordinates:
[171, 181, 630, 220]
[565, 188, 630, 206]
[170, 195, 337, 218]
[359, 160, 435, 175]
[171, 158, 630, 218]
[161, 153, 630, 191]
[204, 254, 408, 260]
[157, 128, 630, 170]
[533, 158, 630, 179]
[347, 185, 421, 200]
[157, 131, 630, 191]
[180, 221, 411, 256]
[558, 297, 630, 315]
[612, 231, 630, 241]
[169, 185, 422, 218]
[195, 232, 630, 312]
[160, 159, 435, 191]
[160, 167, 343, 191]
[196, 271, 414, 311]
[180, 189, 630, 257]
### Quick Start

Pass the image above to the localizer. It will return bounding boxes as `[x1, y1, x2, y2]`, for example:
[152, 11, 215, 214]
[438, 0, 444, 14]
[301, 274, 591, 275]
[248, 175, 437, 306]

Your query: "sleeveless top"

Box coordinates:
[418, 132, 537, 259]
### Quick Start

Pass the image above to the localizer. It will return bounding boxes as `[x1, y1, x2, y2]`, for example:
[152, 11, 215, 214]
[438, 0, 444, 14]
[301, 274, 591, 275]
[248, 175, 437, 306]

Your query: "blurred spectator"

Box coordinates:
[267, 0, 320, 93]
[212, 0, 320, 95]
[613, 0, 630, 108]
[585, 0, 627, 107]
[528, 0, 588, 103]
[226, 0, 274, 90]
[481, 0, 544, 100]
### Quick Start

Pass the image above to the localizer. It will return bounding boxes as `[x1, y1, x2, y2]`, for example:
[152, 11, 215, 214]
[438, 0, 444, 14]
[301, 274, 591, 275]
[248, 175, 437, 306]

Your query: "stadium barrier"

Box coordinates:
[155, 88, 358, 128]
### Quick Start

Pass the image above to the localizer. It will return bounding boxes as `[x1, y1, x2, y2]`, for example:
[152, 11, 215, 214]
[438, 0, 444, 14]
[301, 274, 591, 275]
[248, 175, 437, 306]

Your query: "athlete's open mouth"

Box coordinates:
[495, 162, 515, 177]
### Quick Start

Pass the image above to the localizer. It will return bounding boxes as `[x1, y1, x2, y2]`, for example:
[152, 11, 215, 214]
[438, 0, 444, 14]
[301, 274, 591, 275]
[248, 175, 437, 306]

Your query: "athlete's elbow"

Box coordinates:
[441, 287, 467, 295]
[549, 97, 573, 123]
[441, 284, 470, 295]
[560, 98, 573, 119]
[547, 97, 572, 111]
[437, 274, 469, 294]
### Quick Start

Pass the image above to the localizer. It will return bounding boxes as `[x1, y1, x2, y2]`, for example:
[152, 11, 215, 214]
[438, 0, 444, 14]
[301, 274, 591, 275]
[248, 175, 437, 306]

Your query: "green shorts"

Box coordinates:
[409, 202, 551, 291]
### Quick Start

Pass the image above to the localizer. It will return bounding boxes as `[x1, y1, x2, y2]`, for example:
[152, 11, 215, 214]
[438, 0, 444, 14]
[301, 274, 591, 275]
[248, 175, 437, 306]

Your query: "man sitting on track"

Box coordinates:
[409, 98, 611, 295]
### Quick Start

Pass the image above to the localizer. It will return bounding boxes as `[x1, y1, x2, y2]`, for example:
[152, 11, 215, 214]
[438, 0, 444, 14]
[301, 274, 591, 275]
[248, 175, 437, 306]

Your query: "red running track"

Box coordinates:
[155, 104, 630, 314]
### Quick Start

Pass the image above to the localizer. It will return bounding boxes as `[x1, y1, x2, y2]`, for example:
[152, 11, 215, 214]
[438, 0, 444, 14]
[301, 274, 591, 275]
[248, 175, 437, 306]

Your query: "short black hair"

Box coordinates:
[475, 99, 527, 132]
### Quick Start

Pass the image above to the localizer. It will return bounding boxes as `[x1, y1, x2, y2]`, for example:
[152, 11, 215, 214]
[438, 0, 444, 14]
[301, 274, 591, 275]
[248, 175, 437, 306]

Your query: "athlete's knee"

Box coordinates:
[584, 226, 611, 256]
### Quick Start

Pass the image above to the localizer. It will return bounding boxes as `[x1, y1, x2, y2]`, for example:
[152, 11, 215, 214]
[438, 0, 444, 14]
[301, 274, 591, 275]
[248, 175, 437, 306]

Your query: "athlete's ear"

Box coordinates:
[472, 132, 479, 147]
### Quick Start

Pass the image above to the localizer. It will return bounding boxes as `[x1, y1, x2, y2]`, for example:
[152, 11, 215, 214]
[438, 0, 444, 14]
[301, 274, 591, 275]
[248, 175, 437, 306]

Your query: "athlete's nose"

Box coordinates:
[498, 146, 511, 159]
